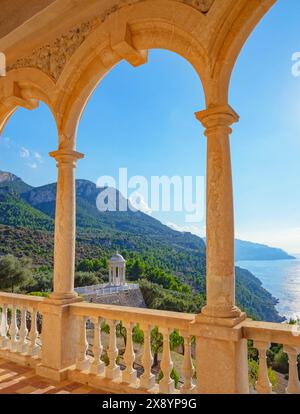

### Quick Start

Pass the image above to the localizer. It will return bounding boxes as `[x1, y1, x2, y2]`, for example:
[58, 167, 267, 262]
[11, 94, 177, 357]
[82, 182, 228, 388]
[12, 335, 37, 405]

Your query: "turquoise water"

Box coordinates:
[236, 257, 300, 321]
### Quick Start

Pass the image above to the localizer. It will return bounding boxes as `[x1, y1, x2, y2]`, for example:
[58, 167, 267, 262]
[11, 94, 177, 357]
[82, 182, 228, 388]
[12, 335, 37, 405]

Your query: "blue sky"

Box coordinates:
[1, 0, 300, 253]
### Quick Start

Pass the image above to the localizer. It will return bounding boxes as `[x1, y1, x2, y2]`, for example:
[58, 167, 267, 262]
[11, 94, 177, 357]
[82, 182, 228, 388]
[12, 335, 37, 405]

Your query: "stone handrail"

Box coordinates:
[0, 292, 44, 360]
[69, 302, 196, 393]
[242, 320, 300, 394]
[75, 283, 140, 297]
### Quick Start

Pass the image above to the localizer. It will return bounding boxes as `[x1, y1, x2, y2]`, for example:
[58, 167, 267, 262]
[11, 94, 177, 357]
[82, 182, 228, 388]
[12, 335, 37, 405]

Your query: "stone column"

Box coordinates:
[49, 149, 84, 301]
[109, 267, 112, 284]
[192, 105, 249, 394]
[36, 148, 84, 381]
[195, 105, 241, 319]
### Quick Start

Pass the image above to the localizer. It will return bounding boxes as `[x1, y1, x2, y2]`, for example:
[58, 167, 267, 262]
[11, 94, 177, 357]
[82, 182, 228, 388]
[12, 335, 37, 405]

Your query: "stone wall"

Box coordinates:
[82, 286, 146, 309]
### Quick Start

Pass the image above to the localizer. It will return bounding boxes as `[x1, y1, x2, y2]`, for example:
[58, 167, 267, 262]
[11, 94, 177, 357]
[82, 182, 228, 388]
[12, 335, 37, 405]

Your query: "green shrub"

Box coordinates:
[248, 359, 277, 389]
[101, 352, 109, 366]
[28, 291, 49, 298]
[158, 368, 180, 389]
[101, 350, 120, 367]
[273, 348, 289, 374]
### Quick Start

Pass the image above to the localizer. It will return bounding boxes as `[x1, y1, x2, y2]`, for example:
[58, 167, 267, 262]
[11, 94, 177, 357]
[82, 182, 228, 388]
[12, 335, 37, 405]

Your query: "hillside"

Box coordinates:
[0, 171, 284, 322]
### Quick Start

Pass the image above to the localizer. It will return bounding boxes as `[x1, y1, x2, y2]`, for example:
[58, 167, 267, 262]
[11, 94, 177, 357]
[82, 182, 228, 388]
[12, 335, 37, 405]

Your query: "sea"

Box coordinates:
[236, 255, 300, 321]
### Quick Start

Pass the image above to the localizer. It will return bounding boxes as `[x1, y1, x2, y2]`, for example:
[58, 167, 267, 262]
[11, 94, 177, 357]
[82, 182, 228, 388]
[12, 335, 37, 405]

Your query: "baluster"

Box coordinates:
[17, 307, 28, 353]
[90, 317, 105, 375]
[106, 319, 120, 379]
[122, 322, 137, 384]
[9, 305, 19, 352]
[159, 327, 175, 394]
[76, 316, 90, 371]
[254, 341, 272, 394]
[180, 330, 195, 393]
[0, 304, 9, 348]
[284, 345, 300, 394]
[140, 324, 155, 390]
[27, 308, 39, 357]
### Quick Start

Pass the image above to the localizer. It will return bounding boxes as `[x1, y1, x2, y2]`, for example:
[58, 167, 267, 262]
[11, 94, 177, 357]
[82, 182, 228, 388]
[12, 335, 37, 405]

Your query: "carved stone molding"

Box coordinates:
[180, 0, 215, 13]
[7, 19, 99, 81]
[7, 0, 215, 81]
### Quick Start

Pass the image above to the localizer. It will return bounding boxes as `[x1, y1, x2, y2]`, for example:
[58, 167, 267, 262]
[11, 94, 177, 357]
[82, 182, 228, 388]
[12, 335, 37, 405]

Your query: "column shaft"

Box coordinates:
[49, 149, 84, 301]
[196, 105, 241, 318]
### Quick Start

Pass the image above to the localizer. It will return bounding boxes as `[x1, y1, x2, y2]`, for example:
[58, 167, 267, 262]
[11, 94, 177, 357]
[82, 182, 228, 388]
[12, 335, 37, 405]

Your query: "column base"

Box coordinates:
[106, 366, 121, 380]
[48, 292, 82, 304]
[196, 311, 247, 327]
[159, 379, 175, 394]
[122, 370, 137, 385]
[36, 364, 72, 382]
[201, 304, 243, 319]
[140, 374, 156, 390]
[38, 299, 81, 380]
[190, 317, 249, 394]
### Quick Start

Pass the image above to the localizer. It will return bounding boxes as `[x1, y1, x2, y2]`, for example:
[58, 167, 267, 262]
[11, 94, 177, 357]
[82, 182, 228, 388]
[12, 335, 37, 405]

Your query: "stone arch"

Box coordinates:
[0, 67, 57, 135]
[54, 0, 211, 149]
[207, 0, 276, 105]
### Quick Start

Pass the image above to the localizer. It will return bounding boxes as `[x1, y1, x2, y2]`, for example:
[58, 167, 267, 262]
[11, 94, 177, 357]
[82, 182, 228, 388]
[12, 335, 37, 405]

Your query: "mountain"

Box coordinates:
[0, 171, 284, 322]
[235, 239, 295, 261]
[0, 171, 32, 193]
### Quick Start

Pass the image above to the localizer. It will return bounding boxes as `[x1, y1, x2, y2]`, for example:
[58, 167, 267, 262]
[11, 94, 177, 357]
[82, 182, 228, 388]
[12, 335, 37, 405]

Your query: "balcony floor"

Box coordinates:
[0, 358, 107, 394]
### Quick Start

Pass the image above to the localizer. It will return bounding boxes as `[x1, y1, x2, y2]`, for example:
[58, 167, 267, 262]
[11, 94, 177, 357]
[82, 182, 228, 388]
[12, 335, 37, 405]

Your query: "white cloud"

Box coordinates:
[27, 162, 38, 169]
[34, 151, 43, 164]
[20, 147, 30, 158]
[236, 227, 300, 254]
[166, 222, 205, 237]
[129, 192, 152, 215]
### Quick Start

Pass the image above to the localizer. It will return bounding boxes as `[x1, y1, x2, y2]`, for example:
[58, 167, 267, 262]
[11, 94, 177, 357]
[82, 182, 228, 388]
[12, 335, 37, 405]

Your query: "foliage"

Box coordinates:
[151, 327, 163, 367]
[132, 324, 144, 344]
[116, 322, 127, 348]
[0, 177, 285, 322]
[74, 271, 102, 287]
[248, 359, 277, 389]
[77, 258, 108, 272]
[0, 254, 32, 292]
[101, 352, 109, 366]
[27, 272, 52, 292]
[139, 279, 203, 314]
[28, 291, 49, 298]
[158, 368, 180, 388]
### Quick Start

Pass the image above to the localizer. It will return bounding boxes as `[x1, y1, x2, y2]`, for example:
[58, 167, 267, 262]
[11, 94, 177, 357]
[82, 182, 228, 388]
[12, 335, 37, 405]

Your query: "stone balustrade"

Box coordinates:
[0, 292, 298, 394]
[0, 292, 44, 366]
[242, 320, 300, 394]
[69, 302, 196, 394]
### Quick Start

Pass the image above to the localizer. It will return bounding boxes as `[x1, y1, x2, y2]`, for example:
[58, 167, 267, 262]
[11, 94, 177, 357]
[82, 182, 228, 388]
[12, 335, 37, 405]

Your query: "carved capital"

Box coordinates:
[195, 105, 239, 135]
[49, 149, 84, 167]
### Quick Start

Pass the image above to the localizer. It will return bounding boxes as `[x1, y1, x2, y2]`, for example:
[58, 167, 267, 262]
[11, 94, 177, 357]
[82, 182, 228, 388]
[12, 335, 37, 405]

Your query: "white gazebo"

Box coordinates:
[109, 253, 126, 286]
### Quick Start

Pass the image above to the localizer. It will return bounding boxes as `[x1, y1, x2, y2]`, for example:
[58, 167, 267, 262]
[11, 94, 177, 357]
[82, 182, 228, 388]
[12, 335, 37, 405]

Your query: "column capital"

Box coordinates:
[195, 104, 239, 130]
[49, 149, 84, 166]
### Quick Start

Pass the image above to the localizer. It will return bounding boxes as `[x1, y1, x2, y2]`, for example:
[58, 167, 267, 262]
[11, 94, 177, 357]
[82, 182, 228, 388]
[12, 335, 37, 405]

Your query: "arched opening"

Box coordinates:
[230, 0, 300, 323]
[71, 47, 207, 384]
[75, 49, 207, 301]
[0, 102, 58, 292]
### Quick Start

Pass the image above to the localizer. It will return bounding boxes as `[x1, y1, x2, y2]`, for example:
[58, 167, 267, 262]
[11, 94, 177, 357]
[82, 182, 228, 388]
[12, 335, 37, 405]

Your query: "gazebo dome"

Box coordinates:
[109, 253, 126, 263]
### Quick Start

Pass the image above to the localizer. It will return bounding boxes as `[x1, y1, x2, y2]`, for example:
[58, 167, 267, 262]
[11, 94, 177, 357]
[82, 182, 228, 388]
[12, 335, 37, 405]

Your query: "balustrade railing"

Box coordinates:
[69, 302, 196, 393]
[243, 320, 300, 394]
[0, 292, 44, 361]
[0, 291, 298, 395]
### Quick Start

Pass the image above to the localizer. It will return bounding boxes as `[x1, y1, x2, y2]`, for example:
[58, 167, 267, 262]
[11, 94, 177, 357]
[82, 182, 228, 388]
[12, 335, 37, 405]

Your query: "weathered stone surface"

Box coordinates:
[83, 287, 146, 309]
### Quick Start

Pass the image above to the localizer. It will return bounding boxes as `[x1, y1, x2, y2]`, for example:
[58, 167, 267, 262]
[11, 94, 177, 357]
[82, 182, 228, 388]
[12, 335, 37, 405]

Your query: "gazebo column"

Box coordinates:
[191, 105, 249, 394]
[37, 148, 84, 381]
